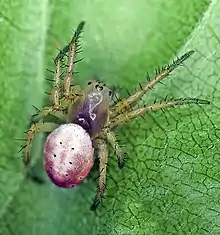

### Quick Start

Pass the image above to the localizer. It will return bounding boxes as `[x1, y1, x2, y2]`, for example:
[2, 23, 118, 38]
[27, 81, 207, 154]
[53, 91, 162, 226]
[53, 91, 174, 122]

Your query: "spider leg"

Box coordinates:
[26, 164, 45, 184]
[91, 138, 108, 211]
[103, 129, 125, 169]
[31, 88, 83, 123]
[22, 122, 59, 167]
[31, 106, 67, 123]
[50, 48, 62, 107]
[62, 21, 85, 97]
[50, 21, 85, 105]
[110, 50, 194, 117]
[110, 97, 210, 128]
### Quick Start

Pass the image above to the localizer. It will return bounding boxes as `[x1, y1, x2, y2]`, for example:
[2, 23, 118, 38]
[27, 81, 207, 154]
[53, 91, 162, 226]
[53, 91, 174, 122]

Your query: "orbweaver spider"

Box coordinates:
[21, 21, 210, 210]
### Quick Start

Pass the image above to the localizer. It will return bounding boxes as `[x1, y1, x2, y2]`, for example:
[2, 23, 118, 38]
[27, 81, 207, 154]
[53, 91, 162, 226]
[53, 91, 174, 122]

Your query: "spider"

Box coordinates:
[21, 21, 210, 210]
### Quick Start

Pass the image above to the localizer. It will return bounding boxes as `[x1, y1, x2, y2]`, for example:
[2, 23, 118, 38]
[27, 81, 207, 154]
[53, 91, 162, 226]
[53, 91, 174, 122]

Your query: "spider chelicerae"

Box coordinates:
[21, 21, 210, 210]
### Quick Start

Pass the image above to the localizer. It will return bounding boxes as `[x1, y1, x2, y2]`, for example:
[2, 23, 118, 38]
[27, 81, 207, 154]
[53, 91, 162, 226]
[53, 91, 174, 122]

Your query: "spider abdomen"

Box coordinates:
[44, 123, 94, 188]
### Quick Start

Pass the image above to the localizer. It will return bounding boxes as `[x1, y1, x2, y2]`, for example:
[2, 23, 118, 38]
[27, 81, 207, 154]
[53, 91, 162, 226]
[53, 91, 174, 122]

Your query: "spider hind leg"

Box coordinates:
[23, 122, 59, 167]
[104, 129, 125, 169]
[26, 165, 45, 184]
[91, 138, 108, 211]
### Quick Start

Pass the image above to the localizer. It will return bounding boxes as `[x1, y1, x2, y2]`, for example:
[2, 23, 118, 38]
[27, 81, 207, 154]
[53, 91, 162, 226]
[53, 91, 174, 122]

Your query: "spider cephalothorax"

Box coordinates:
[21, 21, 210, 210]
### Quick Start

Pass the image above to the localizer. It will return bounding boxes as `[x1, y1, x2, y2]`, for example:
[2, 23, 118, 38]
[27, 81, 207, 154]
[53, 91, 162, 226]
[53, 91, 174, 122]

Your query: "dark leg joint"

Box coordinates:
[118, 158, 125, 169]
[26, 167, 45, 185]
[90, 197, 100, 211]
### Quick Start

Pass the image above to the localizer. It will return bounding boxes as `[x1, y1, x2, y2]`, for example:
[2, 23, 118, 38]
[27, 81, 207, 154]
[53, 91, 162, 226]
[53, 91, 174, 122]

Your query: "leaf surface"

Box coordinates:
[1, 0, 220, 234]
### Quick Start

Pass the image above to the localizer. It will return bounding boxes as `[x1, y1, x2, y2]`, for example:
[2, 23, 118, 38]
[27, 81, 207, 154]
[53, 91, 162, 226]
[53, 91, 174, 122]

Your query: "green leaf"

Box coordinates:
[1, 0, 220, 234]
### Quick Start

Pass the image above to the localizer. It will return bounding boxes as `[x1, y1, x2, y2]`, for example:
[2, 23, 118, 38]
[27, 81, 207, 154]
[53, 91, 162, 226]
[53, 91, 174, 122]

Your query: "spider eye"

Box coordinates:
[88, 81, 92, 85]
[95, 84, 103, 91]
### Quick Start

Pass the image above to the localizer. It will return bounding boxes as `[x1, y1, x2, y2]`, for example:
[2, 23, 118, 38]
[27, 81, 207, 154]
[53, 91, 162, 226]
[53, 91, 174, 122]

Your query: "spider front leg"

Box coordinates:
[33, 47, 67, 122]
[91, 138, 108, 210]
[23, 122, 59, 167]
[110, 98, 210, 128]
[62, 21, 85, 97]
[50, 56, 62, 108]
[50, 21, 85, 105]
[110, 50, 194, 117]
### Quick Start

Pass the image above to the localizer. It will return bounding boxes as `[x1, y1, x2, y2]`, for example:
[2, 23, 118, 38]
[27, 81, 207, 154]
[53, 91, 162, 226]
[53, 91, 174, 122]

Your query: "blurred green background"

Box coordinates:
[0, 0, 220, 234]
